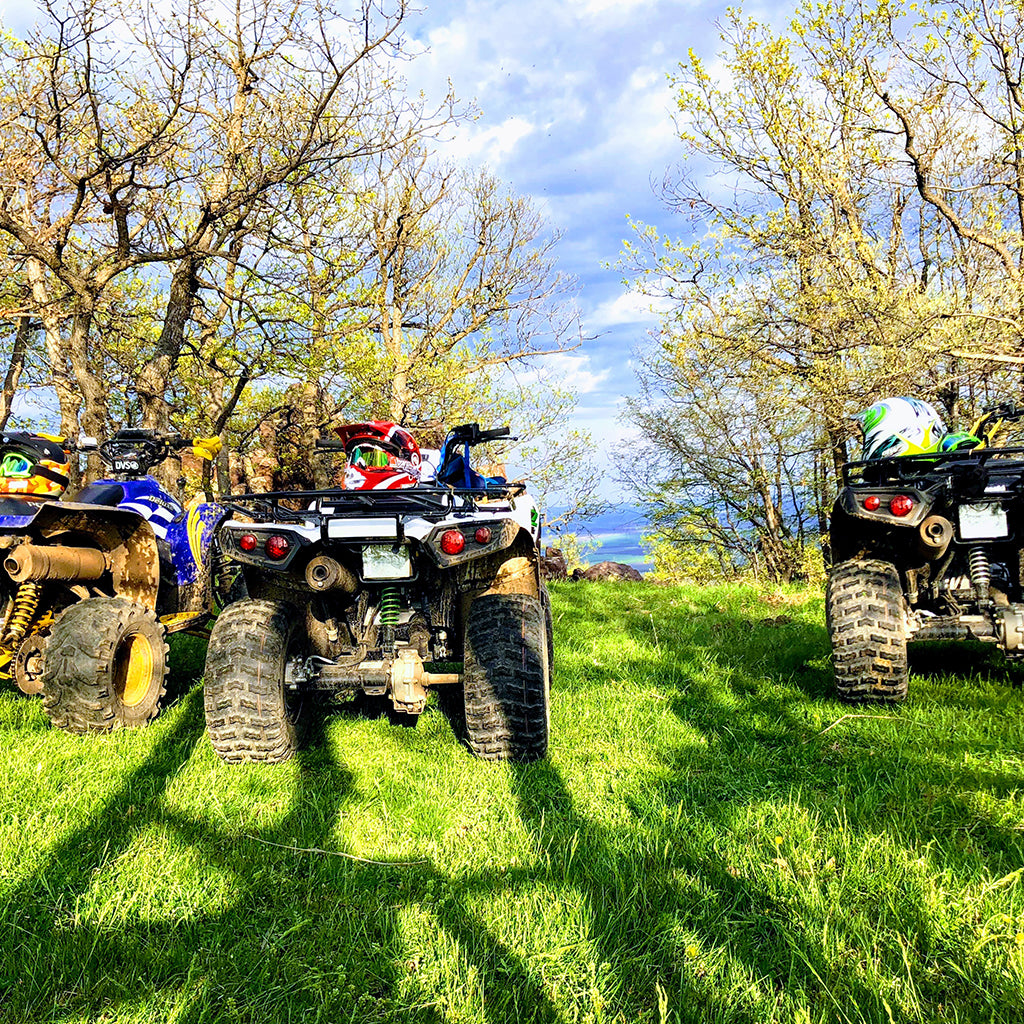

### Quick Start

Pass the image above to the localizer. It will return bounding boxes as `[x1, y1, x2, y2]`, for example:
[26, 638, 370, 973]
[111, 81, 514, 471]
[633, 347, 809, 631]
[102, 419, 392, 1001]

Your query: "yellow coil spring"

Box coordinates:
[2, 582, 42, 646]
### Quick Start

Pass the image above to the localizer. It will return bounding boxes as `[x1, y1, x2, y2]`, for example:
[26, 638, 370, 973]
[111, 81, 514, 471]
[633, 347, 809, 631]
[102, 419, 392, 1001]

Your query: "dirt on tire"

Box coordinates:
[827, 558, 909, 702]
[204, 598, 304, 763]
[40, 597, 169, 732]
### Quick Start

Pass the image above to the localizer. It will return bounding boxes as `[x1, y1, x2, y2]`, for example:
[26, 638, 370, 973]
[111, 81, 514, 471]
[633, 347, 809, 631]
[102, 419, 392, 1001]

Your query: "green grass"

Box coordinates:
[1, 582, 1023, 1023]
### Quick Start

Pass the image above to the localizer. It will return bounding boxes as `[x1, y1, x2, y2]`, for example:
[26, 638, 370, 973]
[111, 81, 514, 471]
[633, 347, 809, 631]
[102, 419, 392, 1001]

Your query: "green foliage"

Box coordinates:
[623, 0, 1024, 581]
[3, 584, 1024, 1022]
[544, 530, 600, 571]
[0, 0, 597, 520]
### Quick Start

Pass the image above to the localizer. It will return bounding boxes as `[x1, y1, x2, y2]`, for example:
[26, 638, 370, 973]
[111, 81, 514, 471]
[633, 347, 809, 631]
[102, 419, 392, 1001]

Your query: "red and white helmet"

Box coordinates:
[335, 421, 421, 490]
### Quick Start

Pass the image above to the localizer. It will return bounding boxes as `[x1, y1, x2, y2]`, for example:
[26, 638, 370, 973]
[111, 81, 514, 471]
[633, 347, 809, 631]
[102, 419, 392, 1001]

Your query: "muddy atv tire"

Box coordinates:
[462, 592, 549, 762]
[826, 558, 908, 702]
[204, 599, 305, 763]
[41, 597, 169, 732]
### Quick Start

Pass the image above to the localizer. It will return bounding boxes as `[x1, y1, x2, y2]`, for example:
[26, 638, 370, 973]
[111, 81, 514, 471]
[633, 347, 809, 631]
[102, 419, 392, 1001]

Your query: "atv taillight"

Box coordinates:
[863, 495, 880, 511]
[889, 495, 914, 517]
[474, 526, 492, 544]
[440, 529, 465, 555]
[265, 534, 291, 560]
[239, 533, 258, 552]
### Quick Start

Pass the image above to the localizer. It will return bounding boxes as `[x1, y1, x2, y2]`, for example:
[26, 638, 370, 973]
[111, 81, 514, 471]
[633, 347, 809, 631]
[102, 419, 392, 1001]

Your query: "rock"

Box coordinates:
[540, 546, 568, 580]
[575, 560, 644, 582]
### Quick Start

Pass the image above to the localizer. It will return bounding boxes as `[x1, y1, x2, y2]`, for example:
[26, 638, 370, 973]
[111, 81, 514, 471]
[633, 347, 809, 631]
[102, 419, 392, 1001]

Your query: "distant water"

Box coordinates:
[548, 505, 652, 572]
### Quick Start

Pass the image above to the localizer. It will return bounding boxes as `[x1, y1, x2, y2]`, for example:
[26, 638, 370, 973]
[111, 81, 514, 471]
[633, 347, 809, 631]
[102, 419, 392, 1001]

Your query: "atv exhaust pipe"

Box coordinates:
[304, 555, 357, 593]
[4, 543, 107, 583]
[917, 515, 953, 560]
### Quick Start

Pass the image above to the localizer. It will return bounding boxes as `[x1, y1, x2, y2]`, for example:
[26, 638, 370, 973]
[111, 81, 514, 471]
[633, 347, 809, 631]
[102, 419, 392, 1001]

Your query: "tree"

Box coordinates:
[350, 140, 584, 427]
[0, 0, 446, 451]
[622, 0, 1024, 580]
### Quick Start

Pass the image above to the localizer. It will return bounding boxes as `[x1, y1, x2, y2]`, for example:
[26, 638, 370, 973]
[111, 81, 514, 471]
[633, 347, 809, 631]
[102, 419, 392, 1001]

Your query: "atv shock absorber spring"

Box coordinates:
[379, 585, 400, 654]
[2, 582, 42, 645]
[968, 546, 992, 603]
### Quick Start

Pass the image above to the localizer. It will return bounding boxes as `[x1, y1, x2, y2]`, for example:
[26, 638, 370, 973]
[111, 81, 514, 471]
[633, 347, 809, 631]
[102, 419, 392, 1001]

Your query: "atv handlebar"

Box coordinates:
[444, 423, 515, 446]
[314, 425, 515, 455]
[74, 429, 221, 476]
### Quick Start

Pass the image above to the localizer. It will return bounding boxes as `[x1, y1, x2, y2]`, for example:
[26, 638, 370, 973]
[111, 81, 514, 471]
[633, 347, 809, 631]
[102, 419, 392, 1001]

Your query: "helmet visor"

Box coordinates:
[0, 453, 32, 478]
[350, 445, 390, 469]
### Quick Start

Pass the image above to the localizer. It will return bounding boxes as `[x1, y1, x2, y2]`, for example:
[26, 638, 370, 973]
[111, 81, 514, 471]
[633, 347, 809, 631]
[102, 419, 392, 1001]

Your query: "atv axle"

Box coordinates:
[300, 645, 461, 715]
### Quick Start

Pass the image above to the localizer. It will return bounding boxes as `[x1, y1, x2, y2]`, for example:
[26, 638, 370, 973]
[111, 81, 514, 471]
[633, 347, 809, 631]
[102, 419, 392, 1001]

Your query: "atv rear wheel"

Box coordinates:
[41, 597, 169, 732]
[204, 599, 305, 763]
[826, 558, 908, 702]
[461, 592, 549, 762]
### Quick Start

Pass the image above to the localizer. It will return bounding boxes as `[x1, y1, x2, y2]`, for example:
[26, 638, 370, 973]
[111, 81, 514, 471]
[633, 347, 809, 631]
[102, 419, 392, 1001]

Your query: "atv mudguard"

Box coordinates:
[22, 501, 160, 609]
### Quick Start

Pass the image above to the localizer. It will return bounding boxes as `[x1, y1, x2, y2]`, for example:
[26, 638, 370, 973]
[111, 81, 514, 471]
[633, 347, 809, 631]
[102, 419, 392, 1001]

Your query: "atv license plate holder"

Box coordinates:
[362, 544, 412, 579]
[958, 502, 1008, 540]
[326, 516, 398, 540]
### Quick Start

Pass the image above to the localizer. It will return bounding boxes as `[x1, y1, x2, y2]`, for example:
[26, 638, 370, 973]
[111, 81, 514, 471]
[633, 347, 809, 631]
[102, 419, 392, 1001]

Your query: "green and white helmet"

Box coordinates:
[853, 397, 947, 460]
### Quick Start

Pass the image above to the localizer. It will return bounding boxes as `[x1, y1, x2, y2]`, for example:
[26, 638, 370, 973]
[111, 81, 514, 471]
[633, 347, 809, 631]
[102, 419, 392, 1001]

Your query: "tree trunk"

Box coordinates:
[139, 254, 201, 432]
[0, 315, 30, 430]
[25, 258, 83, 487]
[66, 306, 107, 480]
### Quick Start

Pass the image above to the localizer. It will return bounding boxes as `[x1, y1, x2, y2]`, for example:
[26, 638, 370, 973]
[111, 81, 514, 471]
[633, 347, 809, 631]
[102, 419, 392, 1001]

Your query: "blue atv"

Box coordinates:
[0, 428, 228, 732]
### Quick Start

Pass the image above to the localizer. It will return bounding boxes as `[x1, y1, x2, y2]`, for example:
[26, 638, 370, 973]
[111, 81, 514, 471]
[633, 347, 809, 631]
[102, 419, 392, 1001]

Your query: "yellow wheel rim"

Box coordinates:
[114, 632, 154, 707]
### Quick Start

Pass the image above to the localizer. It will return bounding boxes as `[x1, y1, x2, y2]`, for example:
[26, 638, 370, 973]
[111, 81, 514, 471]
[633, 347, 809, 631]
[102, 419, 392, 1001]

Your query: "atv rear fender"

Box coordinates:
[18, 501, 159, 609]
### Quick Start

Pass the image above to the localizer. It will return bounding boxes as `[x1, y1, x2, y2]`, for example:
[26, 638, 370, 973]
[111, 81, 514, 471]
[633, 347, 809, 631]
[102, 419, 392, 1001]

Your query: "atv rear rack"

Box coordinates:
[221, 484, 526, 525]
[843, 445, 1024, 487]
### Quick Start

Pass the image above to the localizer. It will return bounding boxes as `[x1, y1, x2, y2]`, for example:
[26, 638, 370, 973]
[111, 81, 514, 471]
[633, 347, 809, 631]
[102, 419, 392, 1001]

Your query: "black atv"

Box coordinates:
[203, 423, 553, 764]
[827, 403, 1024, 701]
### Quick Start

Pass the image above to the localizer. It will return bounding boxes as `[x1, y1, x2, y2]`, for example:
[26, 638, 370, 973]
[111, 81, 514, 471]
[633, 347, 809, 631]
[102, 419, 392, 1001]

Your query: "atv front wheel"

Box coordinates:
[203, 599, 305, 763]
[826, 558, 908, 702]
[41, 597, 169, 732]
[461, 592, 549, 762]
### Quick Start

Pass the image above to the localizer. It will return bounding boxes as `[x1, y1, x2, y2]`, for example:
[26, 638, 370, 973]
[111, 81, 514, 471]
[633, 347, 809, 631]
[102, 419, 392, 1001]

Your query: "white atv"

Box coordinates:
[203, 423, 553, 764]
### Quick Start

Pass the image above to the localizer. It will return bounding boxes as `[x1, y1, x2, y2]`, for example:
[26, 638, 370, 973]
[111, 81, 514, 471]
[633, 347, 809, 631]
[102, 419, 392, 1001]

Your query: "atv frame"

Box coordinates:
[827, 426, 1024, 701]
[204, 425, 553, 764]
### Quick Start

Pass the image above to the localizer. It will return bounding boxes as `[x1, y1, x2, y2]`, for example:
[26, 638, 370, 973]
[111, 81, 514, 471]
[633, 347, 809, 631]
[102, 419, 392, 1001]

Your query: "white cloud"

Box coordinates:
[507, 352, 611, 395]
[443, 115, 536, 166]
[588, 288, 670, 329]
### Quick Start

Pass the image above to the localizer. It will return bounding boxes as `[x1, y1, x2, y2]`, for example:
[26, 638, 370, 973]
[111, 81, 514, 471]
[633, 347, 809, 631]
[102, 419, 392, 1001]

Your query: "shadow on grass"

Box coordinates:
[0, 690, 563, 1024]
[4, 581, 1024, 1023]
[549, 582, 1024, 1018]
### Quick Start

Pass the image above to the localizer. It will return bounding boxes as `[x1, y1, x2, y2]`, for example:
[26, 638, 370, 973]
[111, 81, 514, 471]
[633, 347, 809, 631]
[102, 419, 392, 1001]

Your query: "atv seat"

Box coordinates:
[72, 483, 125, 506]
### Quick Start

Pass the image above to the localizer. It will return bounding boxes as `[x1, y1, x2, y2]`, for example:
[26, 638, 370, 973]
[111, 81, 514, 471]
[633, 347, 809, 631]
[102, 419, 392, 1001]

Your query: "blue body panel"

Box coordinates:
[0, 498, 41, 529]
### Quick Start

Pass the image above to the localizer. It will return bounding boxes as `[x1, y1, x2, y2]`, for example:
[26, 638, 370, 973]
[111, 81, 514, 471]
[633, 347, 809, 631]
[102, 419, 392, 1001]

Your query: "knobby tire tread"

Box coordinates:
[40, 597, 168, 733]
[826, 558, 909, 702]
[204, 598, 301, 763]
[463, 593, 549, 762]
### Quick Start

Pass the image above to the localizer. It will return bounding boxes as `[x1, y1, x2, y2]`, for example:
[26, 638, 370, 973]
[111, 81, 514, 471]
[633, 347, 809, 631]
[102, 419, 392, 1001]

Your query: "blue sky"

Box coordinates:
[0, 0, 749, 500]
[397, 0, 733, 497]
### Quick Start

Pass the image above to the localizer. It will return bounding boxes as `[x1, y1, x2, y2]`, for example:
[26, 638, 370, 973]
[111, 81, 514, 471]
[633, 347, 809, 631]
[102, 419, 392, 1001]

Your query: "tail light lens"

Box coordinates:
[863, 495, 880, 511]
[474, 526, 492, 544]
[265, 534, 292, 560]
[440, 529, 465, 555]
[238, 533, 258, 552]
[889, 495, 914, 517]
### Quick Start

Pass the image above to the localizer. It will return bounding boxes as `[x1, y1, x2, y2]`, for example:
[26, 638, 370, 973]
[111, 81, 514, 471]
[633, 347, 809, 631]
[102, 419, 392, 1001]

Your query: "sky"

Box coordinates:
[0, 0, 750, 502]
[398, 0, 709, 499]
